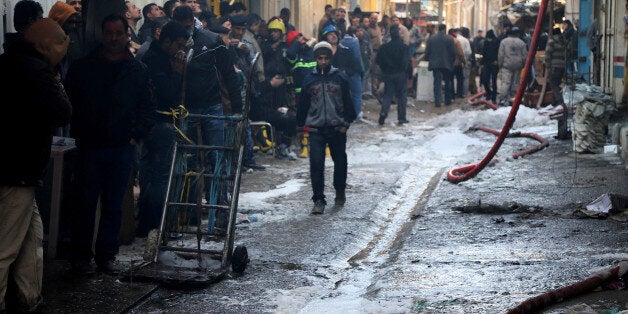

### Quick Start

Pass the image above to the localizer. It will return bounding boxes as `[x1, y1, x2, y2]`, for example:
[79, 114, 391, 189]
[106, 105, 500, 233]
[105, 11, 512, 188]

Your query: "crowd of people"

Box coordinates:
[0, 0, 580, 312]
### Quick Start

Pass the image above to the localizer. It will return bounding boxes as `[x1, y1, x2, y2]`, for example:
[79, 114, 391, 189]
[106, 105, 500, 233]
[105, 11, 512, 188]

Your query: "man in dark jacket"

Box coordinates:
[65, 14, 155, 274]
[2, 0, 43, 51]
[135, 21, 189, 237]
[375, 24, 409, 125]
[259, 18, 298, 160]
[425, 23, 456, 106]
[545, 28, 567, 107]
[173, 5, 244, 234]
[0, 18, 71, 312]
[561, 19, 578, 73]
[480, 29, 499, 103]
[297, 41, 356, 215]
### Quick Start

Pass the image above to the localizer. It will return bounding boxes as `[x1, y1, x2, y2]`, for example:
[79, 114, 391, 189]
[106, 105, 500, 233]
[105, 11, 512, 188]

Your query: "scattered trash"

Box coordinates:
[577, 193, 628, 219]
[236, 214, 258, 224]
[585, 193, 628, 213]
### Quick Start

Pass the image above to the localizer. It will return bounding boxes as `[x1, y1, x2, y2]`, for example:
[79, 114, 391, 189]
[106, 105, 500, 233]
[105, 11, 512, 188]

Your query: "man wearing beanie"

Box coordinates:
[0, 18, 72, 312]
[297, 41, 356, 215]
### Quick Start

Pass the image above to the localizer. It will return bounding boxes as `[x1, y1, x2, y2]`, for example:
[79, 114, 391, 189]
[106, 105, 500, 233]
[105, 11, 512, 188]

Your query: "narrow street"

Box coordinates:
[40, 97, 628, 313]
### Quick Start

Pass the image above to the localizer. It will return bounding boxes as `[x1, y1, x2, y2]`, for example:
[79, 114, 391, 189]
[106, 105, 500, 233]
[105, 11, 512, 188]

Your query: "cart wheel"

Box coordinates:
[143, 229, 159, 262]
[231, 245, 249, 274]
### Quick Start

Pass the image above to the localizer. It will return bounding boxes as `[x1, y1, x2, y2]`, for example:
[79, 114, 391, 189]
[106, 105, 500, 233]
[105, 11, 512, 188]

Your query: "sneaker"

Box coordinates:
[334, 189, 345, 206]
[398, 119, 410, 125]
[311, 199, 326, 215]
[278, 144, 297, 160]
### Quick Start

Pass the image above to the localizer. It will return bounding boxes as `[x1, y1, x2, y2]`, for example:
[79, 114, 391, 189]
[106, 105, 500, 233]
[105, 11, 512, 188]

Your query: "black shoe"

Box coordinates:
[435, 103, 441, 107]
[378, 115, 386, 125]
[243, 163, 265, 170]
[311, 199, 326, 215]
[96, 260, 120, 275]
[334, 189, 346, 206]
[71, 260, 95, 275]
[398, 119, 409, 125]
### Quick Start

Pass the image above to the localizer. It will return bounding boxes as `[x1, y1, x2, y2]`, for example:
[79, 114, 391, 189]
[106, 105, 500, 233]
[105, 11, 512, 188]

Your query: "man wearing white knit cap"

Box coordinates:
[297, 41, 356, 215]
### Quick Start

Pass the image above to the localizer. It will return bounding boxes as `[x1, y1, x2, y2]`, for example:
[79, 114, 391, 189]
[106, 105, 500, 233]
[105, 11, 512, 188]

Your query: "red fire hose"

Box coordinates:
[447, 0, 549, 183]
[475, 126, 549, 159]
[507, 262, 628, 314]
[466, 91, 499, 110]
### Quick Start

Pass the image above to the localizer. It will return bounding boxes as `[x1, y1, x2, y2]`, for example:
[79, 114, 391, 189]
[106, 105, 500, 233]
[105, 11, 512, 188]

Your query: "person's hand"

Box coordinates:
[240, 44, 249, 54]
[277, 107, 288, 114]
[270, 76, 285, 87]
[171, 50, 186, 74]
[130, 138, 138, 145]
[337, 126, 347, 133]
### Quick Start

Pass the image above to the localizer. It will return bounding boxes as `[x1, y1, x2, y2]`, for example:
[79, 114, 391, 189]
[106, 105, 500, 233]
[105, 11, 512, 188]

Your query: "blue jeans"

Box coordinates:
[243, 121, 256, 165]
[71, 144, 136, 263]
[183, 104, 227, 226]
[308, 127, 348, 202]
[432, 68, 453, 105]
[136, 122, 177, 236]
[185, 104, 225, 169]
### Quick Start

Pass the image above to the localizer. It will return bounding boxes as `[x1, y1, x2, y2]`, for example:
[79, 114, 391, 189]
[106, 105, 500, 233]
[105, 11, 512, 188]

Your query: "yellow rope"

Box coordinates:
[156, 105, 194, 144]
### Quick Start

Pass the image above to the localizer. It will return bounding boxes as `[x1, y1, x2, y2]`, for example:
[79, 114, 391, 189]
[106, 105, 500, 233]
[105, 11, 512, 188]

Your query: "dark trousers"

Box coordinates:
[380, 72, 408, 121]
[453, 65, 464, 97]
[243, 121, 256, 165]
[549, 67, 565, 106]
[469, 65, 478, 94]
[481, 63, 499, 102]
[266, 112, 297, 147]
[71, 144, 136, 263]
[308, 128, 348, 202]
[432, 68, 453, 106]
[136, 123, 177, 237]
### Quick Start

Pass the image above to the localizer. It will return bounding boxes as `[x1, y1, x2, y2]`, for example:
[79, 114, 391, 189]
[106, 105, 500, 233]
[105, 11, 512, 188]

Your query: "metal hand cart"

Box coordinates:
[122, 53, 260, 288]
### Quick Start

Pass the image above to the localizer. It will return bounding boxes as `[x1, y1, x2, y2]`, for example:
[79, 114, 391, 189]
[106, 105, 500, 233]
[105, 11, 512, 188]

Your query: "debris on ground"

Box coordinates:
[578, 193, 628, 219]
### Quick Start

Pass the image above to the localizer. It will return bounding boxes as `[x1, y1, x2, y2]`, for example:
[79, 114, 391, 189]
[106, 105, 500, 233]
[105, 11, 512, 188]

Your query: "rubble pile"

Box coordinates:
[565, 84, 615, 153]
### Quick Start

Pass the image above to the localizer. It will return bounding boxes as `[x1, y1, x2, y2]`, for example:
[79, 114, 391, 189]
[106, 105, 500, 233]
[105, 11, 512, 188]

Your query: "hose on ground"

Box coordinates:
[446, 0, 549, 183]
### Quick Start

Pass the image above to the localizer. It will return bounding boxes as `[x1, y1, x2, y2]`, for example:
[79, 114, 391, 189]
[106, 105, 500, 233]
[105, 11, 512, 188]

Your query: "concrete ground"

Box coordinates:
[34, 96, 628, 313]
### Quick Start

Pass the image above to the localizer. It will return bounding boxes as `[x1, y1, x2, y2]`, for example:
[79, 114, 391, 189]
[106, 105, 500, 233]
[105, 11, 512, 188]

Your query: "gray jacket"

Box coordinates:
[498, 35, 527, 71]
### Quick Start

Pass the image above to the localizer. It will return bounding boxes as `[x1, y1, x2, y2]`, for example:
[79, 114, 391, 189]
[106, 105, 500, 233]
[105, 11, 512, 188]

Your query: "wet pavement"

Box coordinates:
[37, 98, 627, 313]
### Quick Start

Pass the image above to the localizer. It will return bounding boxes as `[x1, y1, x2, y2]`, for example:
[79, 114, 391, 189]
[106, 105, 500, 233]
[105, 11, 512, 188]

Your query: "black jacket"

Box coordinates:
[185, 28, 243, 113]
[376, 36, 409, 75]
[0, 41, 72, 186]
[66, 45, 155, 148]
[141, 40, 184, 123]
